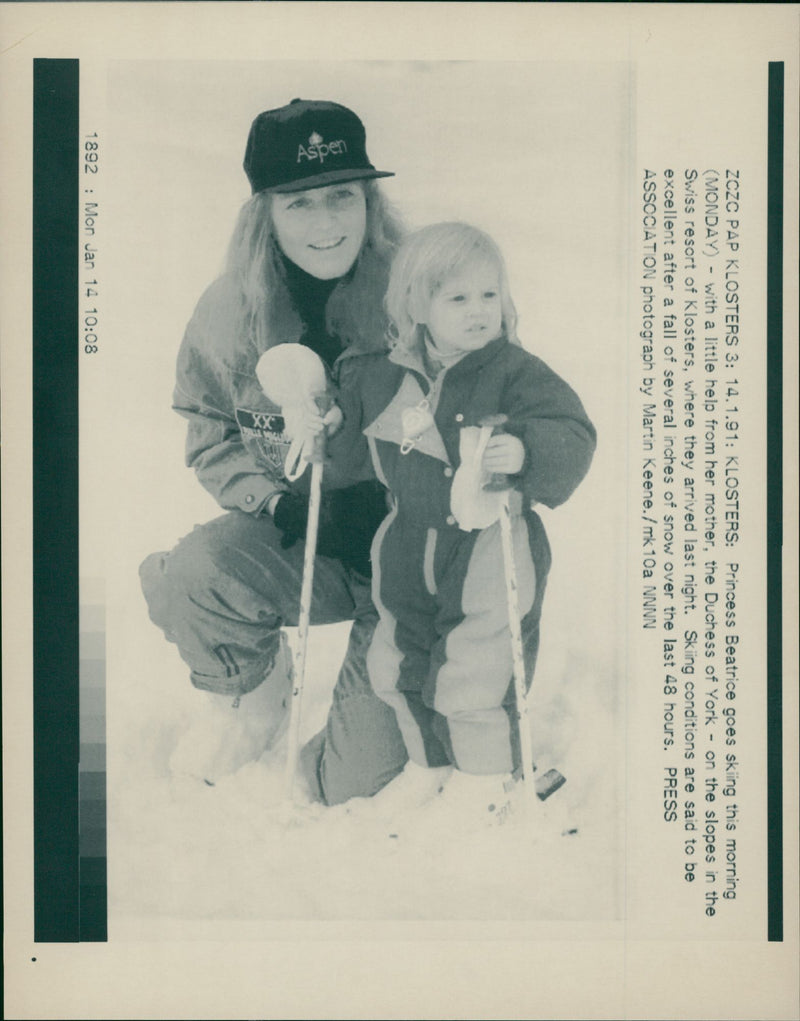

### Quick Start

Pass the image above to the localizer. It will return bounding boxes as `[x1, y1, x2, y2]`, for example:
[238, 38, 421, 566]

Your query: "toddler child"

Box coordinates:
[311, 222, 596, 824]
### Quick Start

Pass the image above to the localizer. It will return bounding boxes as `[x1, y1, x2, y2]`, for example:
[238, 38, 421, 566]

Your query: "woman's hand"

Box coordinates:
[321, 402, 344, 436]
[270, 481, 389, 577]
[301, 397, 343, 436]
[286, 397, 343, 442]
[482, 433, 525, 475]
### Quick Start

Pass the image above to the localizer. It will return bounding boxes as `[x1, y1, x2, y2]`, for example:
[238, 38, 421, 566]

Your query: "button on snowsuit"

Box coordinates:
[346, 336, 596, 775]
[139, 272, 408, 805]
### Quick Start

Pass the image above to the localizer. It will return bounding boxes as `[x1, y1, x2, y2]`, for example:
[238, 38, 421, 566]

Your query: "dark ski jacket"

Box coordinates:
[342, 334, 597, 530]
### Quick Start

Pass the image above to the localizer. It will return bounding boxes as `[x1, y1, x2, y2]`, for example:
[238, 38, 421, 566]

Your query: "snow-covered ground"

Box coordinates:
[109, 539, 622, 930]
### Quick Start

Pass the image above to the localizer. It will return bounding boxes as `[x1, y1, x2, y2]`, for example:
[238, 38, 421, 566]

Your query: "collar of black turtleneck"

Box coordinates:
[280, 254, 344, 369]
[281, 253, 340, 326]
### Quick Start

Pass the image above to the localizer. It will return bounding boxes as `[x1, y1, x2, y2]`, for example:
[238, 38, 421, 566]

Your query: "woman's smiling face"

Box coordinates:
[271, 181, 367, 280]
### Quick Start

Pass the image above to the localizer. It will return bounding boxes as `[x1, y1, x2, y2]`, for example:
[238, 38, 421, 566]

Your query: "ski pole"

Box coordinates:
[284, 393, 331, 802]
[479, 415, 567, 810]
[497, 490, 540, 818]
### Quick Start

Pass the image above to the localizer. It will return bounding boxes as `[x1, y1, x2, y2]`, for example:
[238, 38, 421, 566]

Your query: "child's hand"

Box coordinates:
[482, 433, 525, 475]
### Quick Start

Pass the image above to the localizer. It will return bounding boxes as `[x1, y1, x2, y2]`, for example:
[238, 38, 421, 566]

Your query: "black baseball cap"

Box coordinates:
[243, 98, 395, 194]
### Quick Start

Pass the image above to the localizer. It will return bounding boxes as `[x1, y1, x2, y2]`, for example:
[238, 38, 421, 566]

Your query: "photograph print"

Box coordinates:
[102, 58, 628, 929]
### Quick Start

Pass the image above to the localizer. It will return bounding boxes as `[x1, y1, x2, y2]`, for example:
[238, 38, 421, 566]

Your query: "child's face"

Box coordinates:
[423, 261, 503, 358]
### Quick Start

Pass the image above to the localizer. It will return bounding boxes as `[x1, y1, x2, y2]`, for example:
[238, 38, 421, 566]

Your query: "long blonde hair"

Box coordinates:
[385, 221, 518, 356]
[225, 180, 404, 353]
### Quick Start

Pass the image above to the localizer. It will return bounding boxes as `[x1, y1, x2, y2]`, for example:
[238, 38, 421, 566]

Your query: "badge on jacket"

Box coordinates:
[236, 407, 290, 472]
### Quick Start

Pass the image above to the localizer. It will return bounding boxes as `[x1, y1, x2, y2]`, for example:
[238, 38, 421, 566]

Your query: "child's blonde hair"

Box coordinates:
[385, 221, 518, 355]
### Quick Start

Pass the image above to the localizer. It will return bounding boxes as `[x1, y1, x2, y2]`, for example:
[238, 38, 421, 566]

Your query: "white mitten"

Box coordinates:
[255, 345, 329, 480]
[450, 425, 506, 531]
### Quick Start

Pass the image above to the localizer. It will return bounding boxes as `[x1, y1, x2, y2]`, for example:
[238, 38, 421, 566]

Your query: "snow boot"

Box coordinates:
[430, 768, 520, 830]
[169, 632, 294, 785]
[351, 760, 453, 820]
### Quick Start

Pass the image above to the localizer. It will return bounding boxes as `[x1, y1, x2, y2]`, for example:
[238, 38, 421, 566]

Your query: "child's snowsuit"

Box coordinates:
[348, 335, 596, 775]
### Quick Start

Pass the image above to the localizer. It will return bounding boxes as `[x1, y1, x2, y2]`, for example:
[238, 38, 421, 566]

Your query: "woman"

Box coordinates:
[140, 98, 408, 803]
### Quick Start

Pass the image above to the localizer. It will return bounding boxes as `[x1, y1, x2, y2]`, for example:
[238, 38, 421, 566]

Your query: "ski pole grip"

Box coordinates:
[308, 392, 334, 464]
[479, 413, 511, 491]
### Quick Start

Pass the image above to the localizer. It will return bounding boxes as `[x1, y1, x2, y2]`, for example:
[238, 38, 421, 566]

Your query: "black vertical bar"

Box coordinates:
[33, 58, 80, 942]
[766, 61, 783, 943]
[79, 855, 108, 942]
